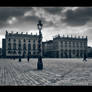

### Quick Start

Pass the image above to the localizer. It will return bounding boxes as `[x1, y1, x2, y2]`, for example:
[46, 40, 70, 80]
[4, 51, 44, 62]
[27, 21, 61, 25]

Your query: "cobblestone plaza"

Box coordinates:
[0, 58, 92, 86]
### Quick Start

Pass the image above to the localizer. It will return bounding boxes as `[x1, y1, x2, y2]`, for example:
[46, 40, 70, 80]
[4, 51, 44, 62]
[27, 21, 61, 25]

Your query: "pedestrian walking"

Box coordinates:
[83, 54, 87, 62]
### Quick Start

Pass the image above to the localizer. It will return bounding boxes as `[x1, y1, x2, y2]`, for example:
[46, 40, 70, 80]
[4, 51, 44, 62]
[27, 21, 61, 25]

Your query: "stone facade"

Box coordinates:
[0, 48, 2, 58]
[43, 35, 88, 58]
[2, 31, 42, 58]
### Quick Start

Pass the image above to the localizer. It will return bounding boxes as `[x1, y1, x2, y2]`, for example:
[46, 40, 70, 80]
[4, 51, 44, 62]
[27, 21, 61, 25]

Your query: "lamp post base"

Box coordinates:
[37, 56, 43, 70]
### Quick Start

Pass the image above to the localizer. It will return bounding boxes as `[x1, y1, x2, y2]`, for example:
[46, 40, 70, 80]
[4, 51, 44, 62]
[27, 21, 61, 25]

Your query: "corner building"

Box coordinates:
[2, 31, 42, 58]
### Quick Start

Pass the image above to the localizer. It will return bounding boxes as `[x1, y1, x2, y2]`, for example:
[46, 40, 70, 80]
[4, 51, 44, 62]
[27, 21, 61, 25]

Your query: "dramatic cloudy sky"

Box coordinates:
[0, 7, 92, 48]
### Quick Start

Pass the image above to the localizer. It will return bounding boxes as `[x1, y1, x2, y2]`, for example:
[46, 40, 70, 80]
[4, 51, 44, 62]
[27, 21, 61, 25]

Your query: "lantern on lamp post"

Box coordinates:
[37, 20, 43, 70]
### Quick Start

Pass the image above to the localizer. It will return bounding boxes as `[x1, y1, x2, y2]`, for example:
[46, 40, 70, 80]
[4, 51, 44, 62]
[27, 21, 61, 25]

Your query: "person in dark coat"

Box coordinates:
[83, 54, 87, 62]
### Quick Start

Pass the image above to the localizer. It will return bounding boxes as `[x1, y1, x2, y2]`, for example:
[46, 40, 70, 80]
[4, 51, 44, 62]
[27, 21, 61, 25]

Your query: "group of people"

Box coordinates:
[18, 56, 30, 62]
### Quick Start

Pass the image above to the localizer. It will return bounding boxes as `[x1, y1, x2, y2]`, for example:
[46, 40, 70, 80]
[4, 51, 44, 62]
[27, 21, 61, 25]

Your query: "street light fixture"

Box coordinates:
[37, 20, 43, 70]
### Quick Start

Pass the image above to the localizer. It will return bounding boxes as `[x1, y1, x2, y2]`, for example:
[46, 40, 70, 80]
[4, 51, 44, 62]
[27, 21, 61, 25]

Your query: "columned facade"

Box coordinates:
[3, 31, 42, 58]
[43, 35, 88, 58]
[0, 48, 2, 58]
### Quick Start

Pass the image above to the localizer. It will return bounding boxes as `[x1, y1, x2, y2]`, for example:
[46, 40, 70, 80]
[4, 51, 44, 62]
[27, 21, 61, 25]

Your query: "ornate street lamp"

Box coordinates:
[37, 20, 43, 70]
[19, 50, 21, 62]
[18, 43, 21, 62]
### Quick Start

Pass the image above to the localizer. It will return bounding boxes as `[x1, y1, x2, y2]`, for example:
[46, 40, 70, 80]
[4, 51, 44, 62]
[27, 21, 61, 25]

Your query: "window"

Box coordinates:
[61, 49, 63, 52]
[80, 50, 83, 57]
[23, 44, 26, 50]
[14, 39, 16, 42]
[77, 50, 79, 57]
[23, 51, 26, 56]
[61, 41, 63, 47]
[13, 43, 16, 50]
[8, 50, 11, 54]
[13, 50, 16, 54]
[19, 39, 21, 43]
[77, 42, 79, 47]
[73, 50, 75, 54]
[80, 42, 82, 47]
[84, 42, 86, 48]
[33, 40, 35, 43]
[8, 43, 11, 50]
[33, 51, 35, 55]
[33, 44, 36, 50]
[28, 39, 30, 42]
[69, 41, 71, 47]
[28, 52, 31, 56]
[73, 42, 75, 47]
[8, 38, 11, 42]
[28, 44, 31, 50]
[24, 39, 26, 42]
[65, 41, 67, 47]
[18, 50, 21, 54]
[18, 44, 21, 50]
[61, 49, 63, 57]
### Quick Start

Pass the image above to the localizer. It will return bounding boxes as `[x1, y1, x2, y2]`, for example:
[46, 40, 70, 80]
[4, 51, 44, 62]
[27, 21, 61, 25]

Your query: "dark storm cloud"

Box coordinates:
[0, 7, 33, 25]
[22, 15, 55, 29]
[43, 7, 63, 14]
[63, 7, 92, 26]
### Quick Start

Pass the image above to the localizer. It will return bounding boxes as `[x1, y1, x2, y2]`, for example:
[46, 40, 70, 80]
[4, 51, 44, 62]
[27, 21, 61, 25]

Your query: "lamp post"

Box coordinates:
[37, 20, 43, 70]
[19, 50, 21, 62]
[18, 43, 21, 62]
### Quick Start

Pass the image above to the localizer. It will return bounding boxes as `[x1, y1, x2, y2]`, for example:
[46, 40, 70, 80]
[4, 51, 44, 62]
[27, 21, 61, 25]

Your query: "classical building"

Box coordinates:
[2, 31, 42, 58]
[43, 35, 88, 58]
[87, 46, 92, 57]
[42, 40, 54, 58]
[0, 48, 2, 58]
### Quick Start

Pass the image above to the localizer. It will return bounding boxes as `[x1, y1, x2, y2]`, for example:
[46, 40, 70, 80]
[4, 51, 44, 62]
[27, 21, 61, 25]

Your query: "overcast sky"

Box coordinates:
[0, 7, 92, 48]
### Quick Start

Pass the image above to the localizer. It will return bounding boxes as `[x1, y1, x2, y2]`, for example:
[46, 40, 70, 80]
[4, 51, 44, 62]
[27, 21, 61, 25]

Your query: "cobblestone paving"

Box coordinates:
[0, 58, 92, 86]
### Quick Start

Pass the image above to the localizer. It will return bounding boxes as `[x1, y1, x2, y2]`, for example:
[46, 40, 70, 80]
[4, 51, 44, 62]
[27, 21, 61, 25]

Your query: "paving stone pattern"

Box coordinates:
[0, 58, 92, 86]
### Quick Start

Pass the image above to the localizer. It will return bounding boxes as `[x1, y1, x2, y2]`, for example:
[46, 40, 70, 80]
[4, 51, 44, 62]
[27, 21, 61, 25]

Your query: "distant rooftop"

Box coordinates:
[53, 34, 88, 40]
[5, 31, 39, 38]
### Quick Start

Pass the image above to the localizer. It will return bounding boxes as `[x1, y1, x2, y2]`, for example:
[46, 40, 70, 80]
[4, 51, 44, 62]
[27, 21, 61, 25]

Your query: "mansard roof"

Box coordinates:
[53, 35, 87, 41]
[6, 31, 39, 38]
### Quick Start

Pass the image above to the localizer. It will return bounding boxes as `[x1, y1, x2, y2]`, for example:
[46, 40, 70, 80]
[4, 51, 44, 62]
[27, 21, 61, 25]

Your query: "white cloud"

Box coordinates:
[62, 7, 79, 13]
[7, 17, 17, 24]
